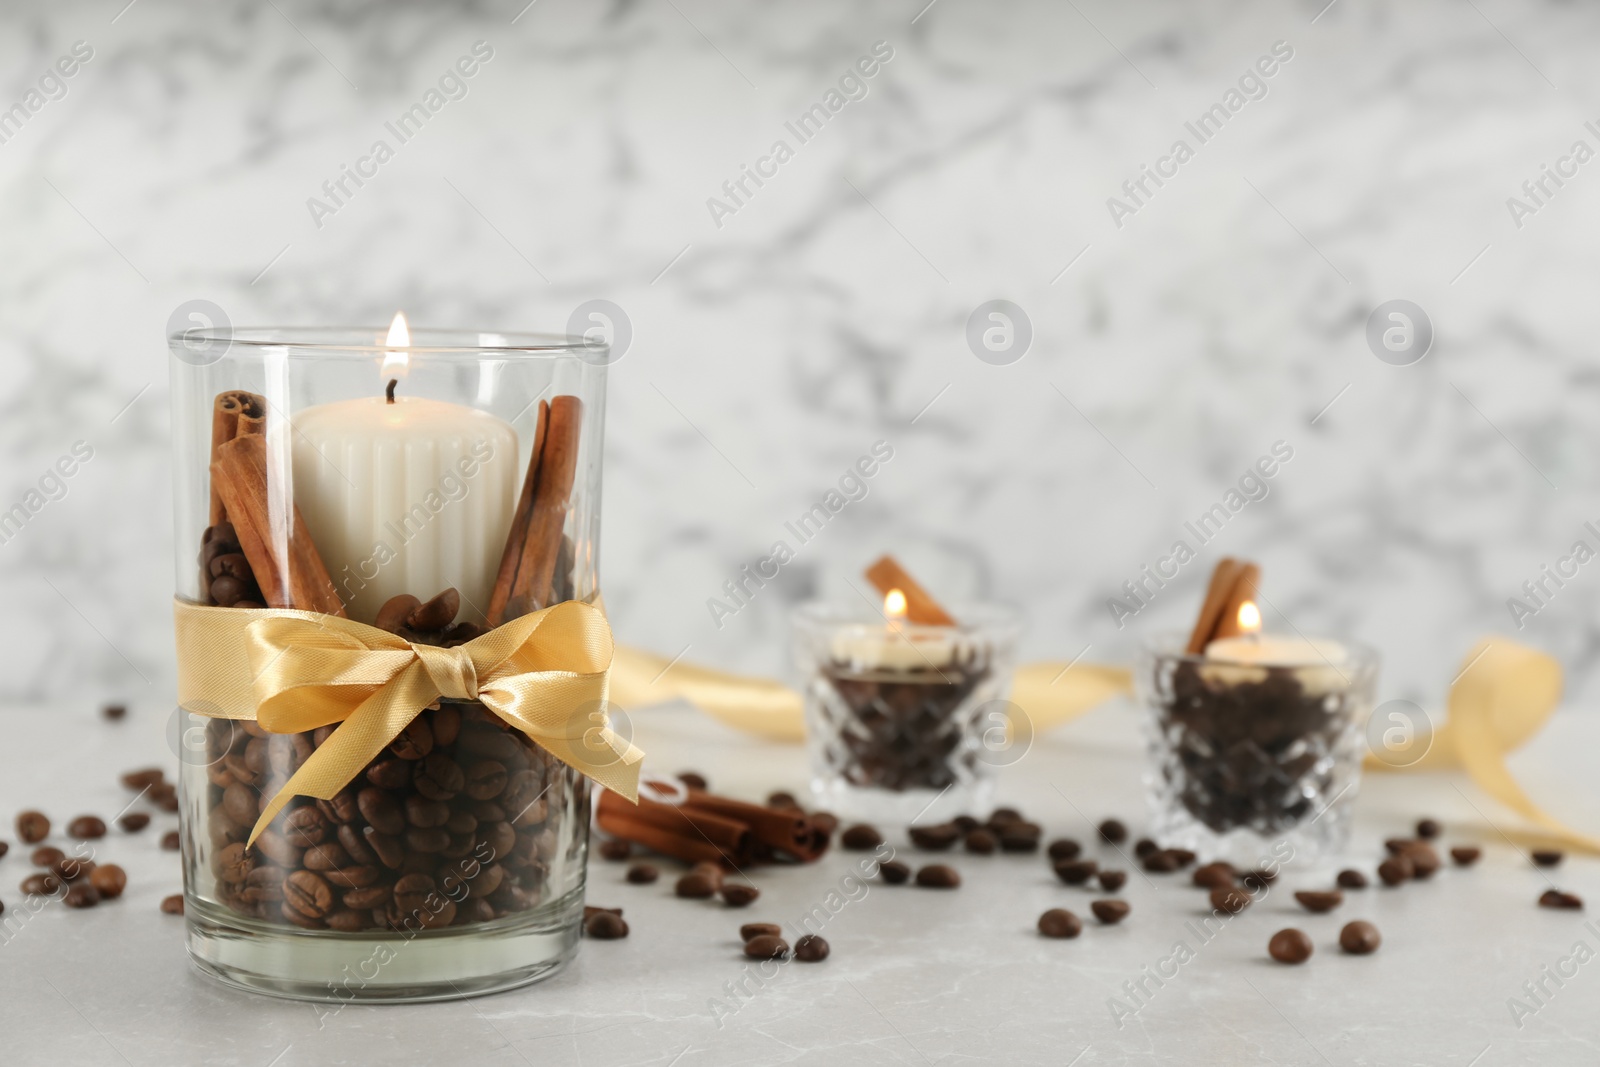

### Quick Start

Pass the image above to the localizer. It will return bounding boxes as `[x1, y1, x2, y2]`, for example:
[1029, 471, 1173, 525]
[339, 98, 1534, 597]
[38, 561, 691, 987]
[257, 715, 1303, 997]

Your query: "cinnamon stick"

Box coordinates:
[865, 555, 956, 626]
[209, 391, 267, 524]
[493, 395, 582, 622]
[679, 793, 828, 863]
[486, 399, 549, 625]
[1184, 558, 1260, 653]
[595, 789, 750, 867]
[211, 433, 347, 617]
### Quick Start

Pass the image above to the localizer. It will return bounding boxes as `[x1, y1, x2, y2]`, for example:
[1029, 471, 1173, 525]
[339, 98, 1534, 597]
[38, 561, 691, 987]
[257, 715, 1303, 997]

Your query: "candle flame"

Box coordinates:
[381, 311, 410, 379]
[1237, 600, 1261, 634]
[885, 588, 908, 621]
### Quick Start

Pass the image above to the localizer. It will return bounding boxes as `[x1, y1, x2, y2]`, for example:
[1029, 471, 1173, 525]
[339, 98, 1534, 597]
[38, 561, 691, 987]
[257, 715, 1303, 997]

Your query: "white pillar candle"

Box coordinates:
[291, 393, 518, 626]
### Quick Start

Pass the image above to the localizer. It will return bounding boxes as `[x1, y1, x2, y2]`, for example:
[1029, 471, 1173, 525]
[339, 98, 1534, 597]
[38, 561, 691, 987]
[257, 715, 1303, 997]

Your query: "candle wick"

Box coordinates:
[386, 379, 398, 404]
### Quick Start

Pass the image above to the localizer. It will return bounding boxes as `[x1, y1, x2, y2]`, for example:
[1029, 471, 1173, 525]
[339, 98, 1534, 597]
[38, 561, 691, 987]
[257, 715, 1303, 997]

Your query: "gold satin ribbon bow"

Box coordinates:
[174, 598, 643, 845]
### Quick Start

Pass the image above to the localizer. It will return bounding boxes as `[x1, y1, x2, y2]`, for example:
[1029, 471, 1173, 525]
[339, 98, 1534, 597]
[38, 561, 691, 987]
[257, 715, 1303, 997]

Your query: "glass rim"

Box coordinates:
[1140, 630, 1379, 671]
[791, 599, 1023, 639]
[166, 324, 605, 358]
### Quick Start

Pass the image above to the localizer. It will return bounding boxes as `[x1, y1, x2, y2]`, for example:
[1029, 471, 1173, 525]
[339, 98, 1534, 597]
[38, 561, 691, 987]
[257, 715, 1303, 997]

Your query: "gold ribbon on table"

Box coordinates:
[612, 636, 1598, 855]
[174, 598, 644, 845]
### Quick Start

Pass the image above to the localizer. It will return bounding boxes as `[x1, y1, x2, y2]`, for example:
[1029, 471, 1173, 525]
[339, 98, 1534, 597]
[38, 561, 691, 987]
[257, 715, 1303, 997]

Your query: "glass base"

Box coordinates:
[184, 888, 583, 1004]
[809, 777, 994, 826]
[1146, 790, 1357, 869]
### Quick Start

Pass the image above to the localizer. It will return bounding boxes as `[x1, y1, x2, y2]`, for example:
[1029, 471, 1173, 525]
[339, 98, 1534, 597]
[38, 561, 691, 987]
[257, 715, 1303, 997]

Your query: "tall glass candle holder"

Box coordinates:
[168, 323, 610, 1002]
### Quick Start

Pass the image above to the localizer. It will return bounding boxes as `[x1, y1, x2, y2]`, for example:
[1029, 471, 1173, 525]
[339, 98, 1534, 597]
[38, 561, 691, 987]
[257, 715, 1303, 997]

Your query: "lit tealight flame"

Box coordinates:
[1237, 600, 1261, 635]
[885, 588, 908, 624]
[381, 311, 410, 379]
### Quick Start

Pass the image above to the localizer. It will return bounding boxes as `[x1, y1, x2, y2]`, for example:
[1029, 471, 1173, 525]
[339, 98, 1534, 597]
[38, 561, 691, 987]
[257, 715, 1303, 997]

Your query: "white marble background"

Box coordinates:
[0, 0, 1596, 727]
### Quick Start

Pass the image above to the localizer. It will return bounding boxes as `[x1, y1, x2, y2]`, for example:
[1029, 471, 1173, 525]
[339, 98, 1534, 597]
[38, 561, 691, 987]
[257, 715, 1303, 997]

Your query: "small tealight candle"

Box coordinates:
[831, 588, 954, 670]
[1202, 601, 1348, 690]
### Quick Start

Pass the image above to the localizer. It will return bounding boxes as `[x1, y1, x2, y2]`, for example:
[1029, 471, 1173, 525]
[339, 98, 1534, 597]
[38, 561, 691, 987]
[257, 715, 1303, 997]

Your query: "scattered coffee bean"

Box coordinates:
[1539, 889, 1583, 910]
[1098, 819, 1128, 844]
[1268, 928, 1313, 964]
[1192, 862, 1235, 889]
[721, 884, 760, 908]
[1038, 908, 1082, 939]
[741, 922, 782, 941]
[794, 934, 829, 962]
[1240, 867, 1277, 890]
[1133, 838, 1158, 859]
[161, 831, 180, 851]
[909, 823, 962, 851]
[1097, 870, 1128, 892]
[1047, 838, 1082, 862]
[1295, 890, 1344, 914]
[678, 771, 708, 791]
[953, 815, 979, 832]
[0, 842, 7, 858]
[1451, 846, 1482, 867]
[1331, 869, 1365, 889]
[54, 856, 93, 882]
[150, 784, 179, 813]
[1210, 886, 1252, 915]
[1416, 818, 1441, 840]
[965, 829, 998, 854]
[584, 905, 623, 922]
[1168, 849, 1197, 868]
[1377, 855, 1413, 886]
[90, 864, 127, 899]
[63, 883, 100, 908]
[1091, 899, 1131, 924]
[1053, 859, 1098, 886]
[16, 811, 49, 844]
[1404, 843, 1441, 879]
[585, 911, 629, 939]
[987, 807, 1023, 828]
[103, 702, 127, 721]
[599, 838, 632, 861]
[626, 863, 659, 885]
[121, 768, 165, 791]
[118, 813, 150, 833]
[31, 846, 64, 868]
[1532, 849, 1564, 868]
[161, 894, 185, 915]
[1142, 850, 1180, 874]
[916, 864, 960, 889]
[22, 873, 61, 896]
[1384, 838, 1414, 856]
[879, 861, 911, 885]
[1340, 920, 1382, 955]
[841, 824, 883, 851]
[999, 824, 1041, 853]
[676, 872, 719, 899]
[744, 934, 789, 960]
[810, 812, 839, 834]
[766, 791, 799, 810]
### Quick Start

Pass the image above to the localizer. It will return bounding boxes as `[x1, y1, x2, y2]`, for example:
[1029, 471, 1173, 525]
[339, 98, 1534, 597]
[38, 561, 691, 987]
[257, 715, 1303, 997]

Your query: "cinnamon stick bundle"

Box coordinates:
[488, 395, 582, 624]
[865, 554, 956, 626]
[209, 391, 267, 525]
[1184, 558, 1261, 654]
[678, 792, 829, 863]
[211, 433, 347, 617]
[595, 789, 751, 867]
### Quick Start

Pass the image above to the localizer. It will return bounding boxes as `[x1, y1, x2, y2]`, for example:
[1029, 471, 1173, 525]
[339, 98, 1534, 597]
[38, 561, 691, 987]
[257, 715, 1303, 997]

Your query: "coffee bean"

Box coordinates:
[916, 864, 960, 889]
[722, 884, 760, 907]
[0, 842, 7, 858]
[103, 702, 127, 721]
[54, 856, 94, 882]
[964, 829, 998, 854]
[1337, 869, 1368, 889]
[303, 842, 354, 872]
[678, 771, 708, 791]
[16, 811, 49, 844]
[1377, 856, 1413, 886]
[254, 831, 303, 869]
[1169, 849, 1197, 868]
[744, 933, 789, 959]
[90, 864, 127, 899]
[585, 911, 629, 939]
[222, 783, 257, 826]
[151, 784, 180, 813]
[390, 718, 434, 760]
[121, 768, 165, 791]
[338, 824, 378, 865]
[284, 870, 335, 919]
[22, 873, 61, 896]
[118, 813, 150, 833]
[161, 831, 180, 851]
[1038, 908, 1082, 938]
[405, 795, 450, 828]
[1340, 920, 1381, 955]
[626, 863, 659, 885]
[392, 873, 436, 916]
[31, 846, 64, 868]
[1192, 862, 1235, 889]
[1098, 819, 1128, 844]
[405, 828, 450, 853]
[879, 860, 911, 885]
[952, 815, 978, 832]
[1383, 838, 1416, 856]
[1241, 867, 1278, 891]
[366, 759, 412, 790]
[1133, 838, 1158, 858]
[794, 934, 829, 962]
[464, 761, 508, 801]
[356, 788, 405, 835]
[599, 839, 632, 861]
[1210, 886, 1252, 914]
[64, 883, 100, 908]
[987, 807, 1023, 828]
[840, 824, 882, 850]
[1092, 899, 1130, 924]
[1047, 838, 1082, 862]
[909, 823, 961, 851]
[1295, 890, 1344, 914]
[741, 922, 782, 941]
[1097, 870, 1128, 892]
[1450, 846, 1482, 866]
[1416, 818, 1441, 840]
[160, 894, 185, 915]
[1268, 928, 1313, 964]
[414, 753, 465, 801]
[1053, 859, 1097, 886]
[1142, 850, 1179, 874]
[282, 806, 330, 848]
[999, 825, 1041, 853]
[1539, 889, 1583, 910]
[811, 812, 839, 834]
[1532, 849, 1564, 868]
[676, 872, 718, 899]
[343, 885, 391, 910]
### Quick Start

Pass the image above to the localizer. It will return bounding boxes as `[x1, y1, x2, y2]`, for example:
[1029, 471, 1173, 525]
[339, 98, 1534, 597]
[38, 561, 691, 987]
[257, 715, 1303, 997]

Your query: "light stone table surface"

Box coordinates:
[3, 697, 1598, 1067]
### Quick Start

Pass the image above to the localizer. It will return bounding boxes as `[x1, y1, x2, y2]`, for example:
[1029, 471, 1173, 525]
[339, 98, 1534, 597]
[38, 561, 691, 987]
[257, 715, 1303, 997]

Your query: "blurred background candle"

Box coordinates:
[290, 313, 518, 625]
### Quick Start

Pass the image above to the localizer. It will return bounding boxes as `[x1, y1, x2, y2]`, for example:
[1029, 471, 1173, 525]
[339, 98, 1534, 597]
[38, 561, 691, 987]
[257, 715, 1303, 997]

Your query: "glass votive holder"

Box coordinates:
[792, 602, 1022, 824]
[1138, 634, 1379, 867]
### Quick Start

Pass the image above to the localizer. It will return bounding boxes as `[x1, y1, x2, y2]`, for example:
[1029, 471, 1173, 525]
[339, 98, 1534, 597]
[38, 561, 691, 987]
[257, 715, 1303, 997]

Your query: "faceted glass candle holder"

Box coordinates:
[793, 603, 1021, 824]
[1138, 635, 1379, 867]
